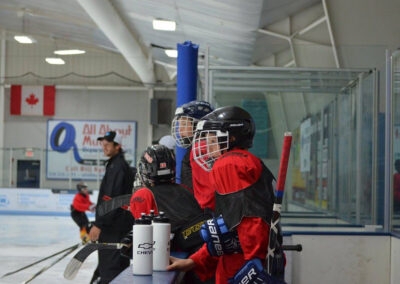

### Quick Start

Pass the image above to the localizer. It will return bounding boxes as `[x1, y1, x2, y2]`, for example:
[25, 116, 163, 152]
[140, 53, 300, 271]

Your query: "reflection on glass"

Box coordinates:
[211, 67, 376, 226]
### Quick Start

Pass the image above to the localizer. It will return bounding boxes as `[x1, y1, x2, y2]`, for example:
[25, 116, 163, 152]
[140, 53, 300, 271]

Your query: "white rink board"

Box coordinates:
[0, 188, 98, 215]
[291, 234, 390, 284]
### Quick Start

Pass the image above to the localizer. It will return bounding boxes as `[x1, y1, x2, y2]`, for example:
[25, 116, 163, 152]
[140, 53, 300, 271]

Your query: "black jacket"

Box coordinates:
[95, 152, 134, 230]
[180, 149, 193, 190]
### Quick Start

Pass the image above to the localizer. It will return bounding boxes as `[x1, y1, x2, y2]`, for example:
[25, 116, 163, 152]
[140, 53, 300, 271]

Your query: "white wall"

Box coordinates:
[290, 234, 391, 284]
[2, 87, 176, 189]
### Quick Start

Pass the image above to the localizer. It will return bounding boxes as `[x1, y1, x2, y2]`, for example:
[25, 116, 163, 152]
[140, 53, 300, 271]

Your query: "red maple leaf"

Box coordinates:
[25, 94, 39, 106]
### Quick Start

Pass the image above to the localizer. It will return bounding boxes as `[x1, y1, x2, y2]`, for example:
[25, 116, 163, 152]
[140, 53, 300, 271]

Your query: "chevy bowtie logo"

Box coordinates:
[138, 242, 155, 249]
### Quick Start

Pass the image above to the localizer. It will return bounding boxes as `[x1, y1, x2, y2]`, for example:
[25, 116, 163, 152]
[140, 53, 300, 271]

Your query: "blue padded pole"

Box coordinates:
[176, 41, 199, 183]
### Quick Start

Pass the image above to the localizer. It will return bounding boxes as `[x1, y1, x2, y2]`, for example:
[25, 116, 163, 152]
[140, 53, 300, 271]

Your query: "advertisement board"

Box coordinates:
[47, 120, 136, 180]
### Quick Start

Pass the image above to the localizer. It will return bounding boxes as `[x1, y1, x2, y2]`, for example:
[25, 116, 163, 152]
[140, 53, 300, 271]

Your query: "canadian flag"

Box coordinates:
[10, 85, 55, 116]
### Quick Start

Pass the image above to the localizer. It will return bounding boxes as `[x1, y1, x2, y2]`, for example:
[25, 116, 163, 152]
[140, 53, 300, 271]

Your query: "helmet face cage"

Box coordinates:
[171, 115, 198, 148]
[192, 129, 229, 172]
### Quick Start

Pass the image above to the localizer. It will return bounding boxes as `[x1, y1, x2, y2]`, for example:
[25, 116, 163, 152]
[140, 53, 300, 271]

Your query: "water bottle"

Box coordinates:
[152, 211, 171, 271]
[132, 213, 153, 275]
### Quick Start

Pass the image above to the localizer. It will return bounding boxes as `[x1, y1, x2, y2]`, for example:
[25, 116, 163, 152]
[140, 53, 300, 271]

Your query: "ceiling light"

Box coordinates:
[165, 49, 178, 58]
[152, 19, 176, 31]
[45, 57, 65, 65]
[54, 49, 86, 55]
[14, 35, 35, 44]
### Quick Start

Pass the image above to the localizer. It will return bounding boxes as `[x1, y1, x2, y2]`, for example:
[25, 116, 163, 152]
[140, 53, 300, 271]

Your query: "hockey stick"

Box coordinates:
[63, 241, 129, 280]
[1, 242, 81, 278]
[267, 132, 292, 275]
[96, 194, 131, 216]
[22, 243, 80, 284]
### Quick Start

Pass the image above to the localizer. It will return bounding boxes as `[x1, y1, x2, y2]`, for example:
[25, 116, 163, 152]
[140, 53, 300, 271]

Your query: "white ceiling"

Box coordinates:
[0, 0, 322, 83]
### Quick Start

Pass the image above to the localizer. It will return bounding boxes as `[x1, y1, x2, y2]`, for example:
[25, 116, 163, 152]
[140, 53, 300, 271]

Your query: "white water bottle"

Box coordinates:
[132, 213, 153, 275]
[152, 211, 171, 271]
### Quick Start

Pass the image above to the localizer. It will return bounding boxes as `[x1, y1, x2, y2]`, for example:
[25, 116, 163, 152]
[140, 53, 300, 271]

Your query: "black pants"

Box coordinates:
[97, 227, 130, 284]
[71, 209, 89, 230]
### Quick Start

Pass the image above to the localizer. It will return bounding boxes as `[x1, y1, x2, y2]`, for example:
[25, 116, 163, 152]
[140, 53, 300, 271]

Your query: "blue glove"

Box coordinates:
[200, 215, 242, 256]
[228, 259, 268, 284]
[228, 259, 287, 284]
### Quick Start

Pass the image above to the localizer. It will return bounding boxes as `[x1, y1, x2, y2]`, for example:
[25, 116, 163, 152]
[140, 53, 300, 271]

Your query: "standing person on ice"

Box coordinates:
[89, 130, 134, 284]
[168, 106, 277, 284]
[70, 182, 95, 243]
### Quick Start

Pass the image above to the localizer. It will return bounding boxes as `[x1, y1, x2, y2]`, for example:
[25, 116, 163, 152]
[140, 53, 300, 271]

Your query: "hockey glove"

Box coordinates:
[200, 215, 242, 256]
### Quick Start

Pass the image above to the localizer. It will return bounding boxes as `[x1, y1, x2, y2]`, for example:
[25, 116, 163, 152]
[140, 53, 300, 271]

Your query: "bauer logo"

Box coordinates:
[239, 267, 257, 284]
[207, 219, 223, 256]
[0, 195, 10, 207]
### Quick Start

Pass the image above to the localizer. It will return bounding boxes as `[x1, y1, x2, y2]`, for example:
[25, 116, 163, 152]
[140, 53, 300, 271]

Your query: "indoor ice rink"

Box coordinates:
[0, 0, 400, 284]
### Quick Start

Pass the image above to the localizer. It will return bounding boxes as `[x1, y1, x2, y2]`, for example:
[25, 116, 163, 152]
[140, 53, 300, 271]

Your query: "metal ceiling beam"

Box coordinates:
[213, 86, 344, 94]
[322, 0, 340, 68]
[77, 0, 155, 84]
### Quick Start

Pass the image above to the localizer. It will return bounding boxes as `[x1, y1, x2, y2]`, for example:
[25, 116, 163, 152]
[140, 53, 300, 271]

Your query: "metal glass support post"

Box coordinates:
[208, 70, 214, 106]
[371, 69, 379, 224]
[355, 73, 363, 224]
[40, 148, 44, 188]
[148, 88, 154, 147]
[384, 50, 393, 232]
[9, 148, 13, 187]
[204, 46, 209, 102]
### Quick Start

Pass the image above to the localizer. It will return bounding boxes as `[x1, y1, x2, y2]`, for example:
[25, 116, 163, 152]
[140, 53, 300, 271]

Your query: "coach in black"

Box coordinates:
[89, 130, 134, 284]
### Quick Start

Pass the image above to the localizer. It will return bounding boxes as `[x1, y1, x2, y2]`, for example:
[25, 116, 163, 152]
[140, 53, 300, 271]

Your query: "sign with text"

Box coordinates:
[300, 118, 312, 172]
[47, 120, 137, 180]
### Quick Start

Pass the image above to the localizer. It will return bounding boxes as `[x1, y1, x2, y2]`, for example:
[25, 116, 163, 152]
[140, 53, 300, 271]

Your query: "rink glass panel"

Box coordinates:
[392, 52, 400, 233]
[207, 67, 377, 226]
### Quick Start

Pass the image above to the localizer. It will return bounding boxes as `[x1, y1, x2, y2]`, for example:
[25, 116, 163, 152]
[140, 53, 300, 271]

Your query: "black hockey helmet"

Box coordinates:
[76, 182, 88, 192]
[199, 106, 255, 149]
[192, 106, 255, 171]
[171, 101, 213, 148]
[138, 145, 176, 186]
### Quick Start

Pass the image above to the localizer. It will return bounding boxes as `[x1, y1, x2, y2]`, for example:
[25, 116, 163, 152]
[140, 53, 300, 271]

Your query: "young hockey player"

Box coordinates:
[171, 100, 215, 210]
[168, 106, 277, 284]
[128, 144, 208, 253]
[70, 182, 95, 243]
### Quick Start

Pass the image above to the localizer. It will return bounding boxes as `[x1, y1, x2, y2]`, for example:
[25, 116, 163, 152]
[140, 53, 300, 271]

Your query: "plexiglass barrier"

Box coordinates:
[208, 67, 378, 226]
[392, 51, 400, 233]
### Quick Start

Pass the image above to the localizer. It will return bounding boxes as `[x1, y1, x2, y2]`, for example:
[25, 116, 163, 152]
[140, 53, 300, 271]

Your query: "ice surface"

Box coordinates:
[0, 215, 98, 284]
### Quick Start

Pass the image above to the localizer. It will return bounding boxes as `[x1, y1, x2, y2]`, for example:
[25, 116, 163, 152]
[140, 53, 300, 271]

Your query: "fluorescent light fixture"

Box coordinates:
[14, 35, 35, 44]
[45, 57, 65, 65]
[54, 49, 86, 55]
[152, 19, 176, 31]
[165, 49, 178, 58]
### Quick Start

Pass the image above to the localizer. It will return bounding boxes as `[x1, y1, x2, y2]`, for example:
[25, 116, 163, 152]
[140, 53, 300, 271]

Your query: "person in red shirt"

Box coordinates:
[171, 101, 215, 210]
[168, 106, 277, 284]
[128, 144, 208, 253]
[70, 182, 95, 242]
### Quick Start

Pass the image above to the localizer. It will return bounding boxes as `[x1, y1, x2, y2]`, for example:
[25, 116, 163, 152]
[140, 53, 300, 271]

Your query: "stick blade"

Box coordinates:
[64, 257, 82, 280]
[63, 244, 98, 279]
